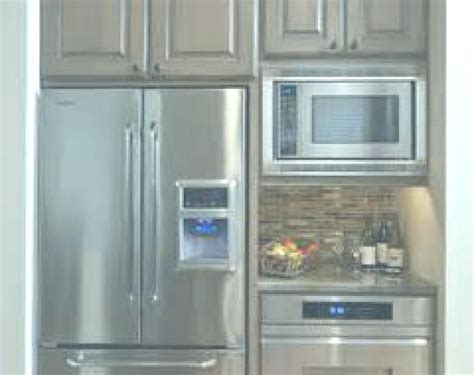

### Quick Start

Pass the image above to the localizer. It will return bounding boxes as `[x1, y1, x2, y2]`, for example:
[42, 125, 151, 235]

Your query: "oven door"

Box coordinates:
[262, 336, 431, 375]
[299, 82, 413, 159]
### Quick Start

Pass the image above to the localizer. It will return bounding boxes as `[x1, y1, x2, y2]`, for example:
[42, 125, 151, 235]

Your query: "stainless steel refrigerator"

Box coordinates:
[38, 89, 246, 374]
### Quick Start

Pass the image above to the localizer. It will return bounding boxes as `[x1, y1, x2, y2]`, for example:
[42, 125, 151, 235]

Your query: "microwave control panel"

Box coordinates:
[278, 83, 298, 157]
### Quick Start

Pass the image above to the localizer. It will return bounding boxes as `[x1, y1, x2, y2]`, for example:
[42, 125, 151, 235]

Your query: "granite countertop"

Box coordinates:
[258, 265, 436, 296]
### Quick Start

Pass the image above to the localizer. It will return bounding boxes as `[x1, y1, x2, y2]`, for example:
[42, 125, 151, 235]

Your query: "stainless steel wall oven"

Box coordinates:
[261, 294, 434, 375]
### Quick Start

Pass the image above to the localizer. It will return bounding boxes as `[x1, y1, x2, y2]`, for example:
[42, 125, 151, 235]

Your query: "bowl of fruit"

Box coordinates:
[259, 237, 318, 278]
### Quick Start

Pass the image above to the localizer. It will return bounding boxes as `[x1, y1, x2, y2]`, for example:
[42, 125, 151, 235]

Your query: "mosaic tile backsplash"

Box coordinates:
[259, 186, 399, 245]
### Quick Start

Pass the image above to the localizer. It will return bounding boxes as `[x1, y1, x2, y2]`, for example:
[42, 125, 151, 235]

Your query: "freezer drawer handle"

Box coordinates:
[66, 356, 218, 369]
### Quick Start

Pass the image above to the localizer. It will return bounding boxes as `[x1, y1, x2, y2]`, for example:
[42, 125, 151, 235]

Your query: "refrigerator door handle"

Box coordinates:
[66, 356, 218, 369]
[149, 121, 159, 302]
[124, 123, 135, 301]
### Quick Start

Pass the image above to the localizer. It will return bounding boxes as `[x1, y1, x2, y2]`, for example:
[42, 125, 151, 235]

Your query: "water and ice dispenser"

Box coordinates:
[177, 180, 236, 271]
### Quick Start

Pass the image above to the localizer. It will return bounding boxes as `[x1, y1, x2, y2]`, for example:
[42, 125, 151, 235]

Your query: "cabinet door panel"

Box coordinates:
[42, 0, 146, 78]
[347, 0, 426, 54]
[263, 0, 343, 57]
[150, 0, 254, 77]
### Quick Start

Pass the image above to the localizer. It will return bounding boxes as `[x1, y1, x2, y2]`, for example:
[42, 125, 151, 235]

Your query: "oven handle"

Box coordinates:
[66, 356, 218, 369]
[262, 337, 429, 346]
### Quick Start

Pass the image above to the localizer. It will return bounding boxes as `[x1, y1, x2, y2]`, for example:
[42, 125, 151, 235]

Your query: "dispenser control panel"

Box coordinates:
[183, 187, 228, 209]
[177, 180, 235, 270]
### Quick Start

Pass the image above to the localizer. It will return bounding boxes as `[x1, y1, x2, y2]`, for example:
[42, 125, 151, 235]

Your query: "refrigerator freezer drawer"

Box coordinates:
[39, 348, 245, 375]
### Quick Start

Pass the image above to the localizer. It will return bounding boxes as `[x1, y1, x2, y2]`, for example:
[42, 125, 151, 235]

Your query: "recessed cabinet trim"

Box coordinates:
[263, 0, 343, 57]
[347, 0, 426, 54]
[262, 0, 426, 59]
[42, 0, 147, 78]
[150, 0, 255, 77]
[42, 0, 255, 80]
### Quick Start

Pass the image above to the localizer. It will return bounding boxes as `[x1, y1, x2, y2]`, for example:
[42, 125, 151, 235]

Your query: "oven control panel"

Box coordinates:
[302, 301, 393, 320]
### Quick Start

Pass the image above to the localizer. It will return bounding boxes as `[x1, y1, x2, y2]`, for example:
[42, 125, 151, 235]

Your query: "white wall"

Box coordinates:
[396, 187, 444, 373]
[0, 1, 27, 374]
[395, 1, 447, 373]
[445, 0, 474, 373]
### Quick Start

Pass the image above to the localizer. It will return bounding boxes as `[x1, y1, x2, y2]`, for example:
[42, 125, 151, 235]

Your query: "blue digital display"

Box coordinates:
[280, 84, 297, 97]
[303, 302, 393, 320]
[192, 219, 219, 236]
[329, 305, 345, 316]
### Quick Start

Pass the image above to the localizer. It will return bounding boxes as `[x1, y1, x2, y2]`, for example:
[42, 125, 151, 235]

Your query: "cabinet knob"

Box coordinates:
[327, 41, 337, 50]
[154, 63, 160, 73]
[349, 39, 359, 50]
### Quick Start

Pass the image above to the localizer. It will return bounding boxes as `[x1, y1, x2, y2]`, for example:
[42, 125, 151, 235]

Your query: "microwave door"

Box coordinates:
[300, 82, 413, 159]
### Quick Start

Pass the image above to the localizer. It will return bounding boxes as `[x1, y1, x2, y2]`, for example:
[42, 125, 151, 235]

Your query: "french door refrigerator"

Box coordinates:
[38, 89, 246, 375]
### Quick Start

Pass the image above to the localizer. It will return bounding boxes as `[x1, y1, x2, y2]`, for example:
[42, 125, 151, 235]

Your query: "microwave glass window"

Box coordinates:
[311, 95, 400, 144]
[181, 218, 229, 262]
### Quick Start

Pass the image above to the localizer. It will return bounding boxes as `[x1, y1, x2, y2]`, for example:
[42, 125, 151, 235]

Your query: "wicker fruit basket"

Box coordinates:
[259, 238, 318, 278]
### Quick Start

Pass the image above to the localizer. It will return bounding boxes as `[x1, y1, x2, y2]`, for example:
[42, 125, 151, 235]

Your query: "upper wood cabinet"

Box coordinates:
[150, 0, 255, 77]
[42, 0, 147, 78]
[263, 0, 343, 57]
[41, 0, 255, 80]
[347, 0, 426, 54]
[262, 0, 426, 58]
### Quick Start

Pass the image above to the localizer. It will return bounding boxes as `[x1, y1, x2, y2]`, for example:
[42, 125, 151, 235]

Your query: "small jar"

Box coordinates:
[360, 246, 376, 270]
[386, 248, 405, 273]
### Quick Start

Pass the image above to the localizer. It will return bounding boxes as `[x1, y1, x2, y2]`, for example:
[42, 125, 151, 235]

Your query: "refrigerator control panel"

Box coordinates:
[177, 180, 235, 211]
[183, 187, 228, 208]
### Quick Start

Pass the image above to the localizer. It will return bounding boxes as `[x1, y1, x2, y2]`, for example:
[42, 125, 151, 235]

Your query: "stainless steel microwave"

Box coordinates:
[262, 72, 427, 176]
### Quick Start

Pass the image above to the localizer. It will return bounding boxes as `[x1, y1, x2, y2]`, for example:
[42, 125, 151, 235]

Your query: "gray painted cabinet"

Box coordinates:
[42, 0, 147, 78]
[150, 0, 255, 77]
[263, 0, 343, 57]
[262, 0, 425, 58]
[347, 0, 426, 54]
[42, 0, 255, 79]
